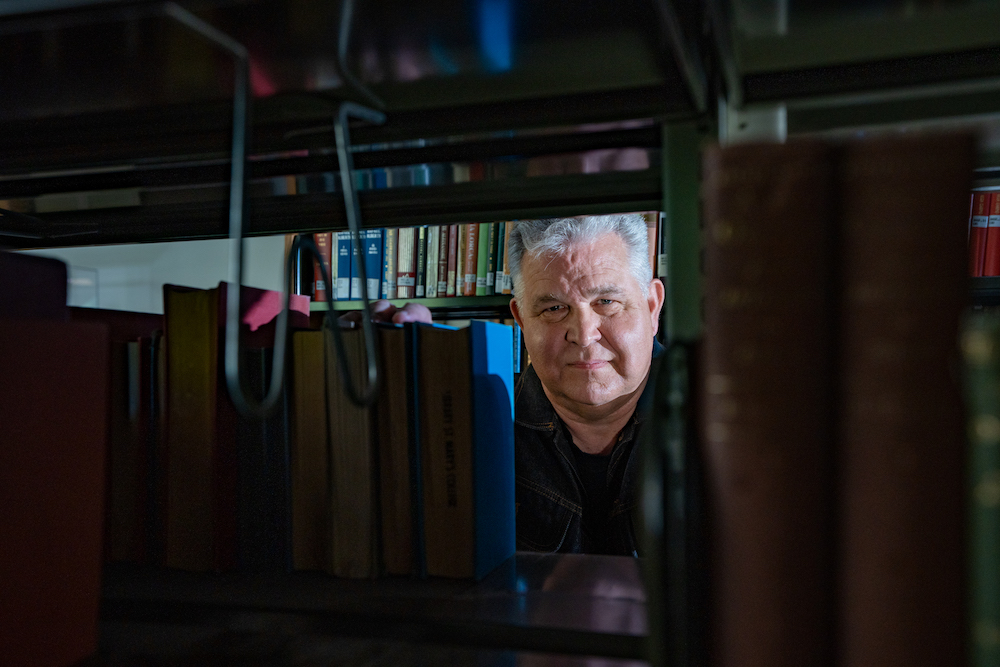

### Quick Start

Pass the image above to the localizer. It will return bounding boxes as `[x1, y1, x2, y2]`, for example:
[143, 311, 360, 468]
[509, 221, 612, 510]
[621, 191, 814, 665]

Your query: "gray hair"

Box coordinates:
[507, 213, 652, 297]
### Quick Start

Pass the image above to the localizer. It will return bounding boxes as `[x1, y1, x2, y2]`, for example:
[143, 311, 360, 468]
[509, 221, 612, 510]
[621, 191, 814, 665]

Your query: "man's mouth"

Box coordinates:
[568, 360, 609, 370]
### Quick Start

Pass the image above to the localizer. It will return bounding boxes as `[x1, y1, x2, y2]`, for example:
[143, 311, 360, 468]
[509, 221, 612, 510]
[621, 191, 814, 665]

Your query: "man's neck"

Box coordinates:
[543, 376, 648, 456]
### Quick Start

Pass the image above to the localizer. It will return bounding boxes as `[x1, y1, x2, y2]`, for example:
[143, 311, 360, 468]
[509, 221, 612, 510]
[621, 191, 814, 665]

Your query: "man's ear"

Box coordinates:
[509, 297, 525, 329]
[647, 278, 665, 335]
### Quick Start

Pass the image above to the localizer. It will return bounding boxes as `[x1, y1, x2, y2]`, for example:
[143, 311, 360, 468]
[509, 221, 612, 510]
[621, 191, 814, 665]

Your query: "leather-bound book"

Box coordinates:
[836, 133, 973, 667]
[700, 140, 837, 667]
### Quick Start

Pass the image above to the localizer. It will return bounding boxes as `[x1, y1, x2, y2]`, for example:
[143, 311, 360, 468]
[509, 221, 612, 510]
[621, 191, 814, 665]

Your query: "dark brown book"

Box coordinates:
[290, 328, 329, 571]
[835, 134, 972, 667]
[375, 324, 418, 576]
[700, 140, 837, 667]
[0, 318, 109, 666]
[70, 307, 164, 564]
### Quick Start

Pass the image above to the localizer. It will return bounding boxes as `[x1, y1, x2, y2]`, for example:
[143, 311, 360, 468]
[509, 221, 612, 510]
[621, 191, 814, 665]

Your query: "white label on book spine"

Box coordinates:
[336, 277, 350, 300]
[367, 278, 380, 297]
[438, 280, 448, 293]
[398, 276, 415, 287]
[974, 214, 990, 228]
[989, 214, 1000, 228]
[351, 277, 362, 299]
[486, 273, 494, 287]
[416, 285, 425, 297]
[466, 273, 476, 285]
[477, 276, 487, 288]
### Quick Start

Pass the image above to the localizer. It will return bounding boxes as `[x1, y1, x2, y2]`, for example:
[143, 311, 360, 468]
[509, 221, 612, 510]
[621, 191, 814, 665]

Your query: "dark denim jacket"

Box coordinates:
[514, 341, 663, 556]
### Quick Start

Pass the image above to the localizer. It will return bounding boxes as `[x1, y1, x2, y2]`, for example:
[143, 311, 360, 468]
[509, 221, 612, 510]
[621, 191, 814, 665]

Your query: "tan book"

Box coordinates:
[325, 328, 378, 578]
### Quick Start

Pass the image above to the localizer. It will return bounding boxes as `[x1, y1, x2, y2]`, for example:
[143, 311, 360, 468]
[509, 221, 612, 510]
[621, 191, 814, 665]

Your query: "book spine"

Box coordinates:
[971, 192, 990, 277]
[984, 193, 1000, 276]
[415, 226, 428, 298]
[501, 221, 513, 294]
[960, 313, 1000, 667]
[837, 135, 971, 666]
[336, 232, 352, 301]
[437, 224, 450, 297]
[476, 223, 490, 296]
[494, 221, 505, 296]
[313, 232, 332, 302]
[396, 228, 417, 299]
[425, 226, 439, 299]
[456, 224, 468, 296]
[700, 140, 837, 667]
[465, 223, 480, 297]
[364, 229, 383, 301]
[446, 224, 459, 297]
[644, 211, 657, 278]
[484, 222, 497, 296]
[382, 228, 398, 300]
[656, 211, 668, 279]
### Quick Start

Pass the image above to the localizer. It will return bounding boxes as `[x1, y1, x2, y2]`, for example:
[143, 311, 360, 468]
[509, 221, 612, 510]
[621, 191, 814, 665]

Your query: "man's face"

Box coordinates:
[510, 233, 664, 418]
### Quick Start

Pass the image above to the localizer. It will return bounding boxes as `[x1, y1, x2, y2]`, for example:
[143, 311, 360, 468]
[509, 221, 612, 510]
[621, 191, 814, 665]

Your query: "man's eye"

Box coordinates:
[597, 299, 614, 305]
[544, 305, 564, 313]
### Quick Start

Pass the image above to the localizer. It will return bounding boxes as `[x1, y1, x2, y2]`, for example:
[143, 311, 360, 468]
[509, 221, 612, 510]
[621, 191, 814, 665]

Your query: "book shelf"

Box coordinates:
[5, 1, 1000, 666]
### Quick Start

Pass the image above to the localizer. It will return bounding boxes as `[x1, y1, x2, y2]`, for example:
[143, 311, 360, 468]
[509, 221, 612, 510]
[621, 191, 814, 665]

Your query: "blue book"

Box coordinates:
[364, 228, 384, 301]
[335, 231, 352, 301]
[372, 168, 389, 190]
[418, 320, 514, 580]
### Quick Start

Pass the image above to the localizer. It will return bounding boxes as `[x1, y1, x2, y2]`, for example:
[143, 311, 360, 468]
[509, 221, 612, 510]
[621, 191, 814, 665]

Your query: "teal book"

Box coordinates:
[475, 222, 491, 296]
[962, 310, 1000, 667]
[418, 320, 514, 579]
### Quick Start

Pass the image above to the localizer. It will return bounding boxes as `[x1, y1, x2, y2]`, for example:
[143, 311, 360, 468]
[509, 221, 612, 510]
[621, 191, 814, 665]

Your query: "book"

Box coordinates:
[437, 224, 450, 298]
[971, 192, 990, 277]
[836, 134, 971, 667]
[69, 307, 164, 564]
[494, 221, 506, 296]
[418, 320, 515, 579]
[960, 311, 1000, 667]
[336, 231, 352, 301]
[484, 222, 497, 296]
[396, 227, 418, 299]
[313, 232, 333, 302]
[290, 328, 329, 571]
[349, 232, 364, 300]
[415, 225, 428, 298]
[0, 317, 110, 667]
[643, 211, 658, 277]
[382, 228, 398, 300]
[446, 223, 459, 297]
[375, 323, 422, 576]
[984, 192, 1000, 276]
[425, 225, 440, 299]
[161, 282, 309, 572]
[364, 228, 384, 301]
[475, 223, 490, 296]
[324, 327, 379, 578]
[700, 139, 838, 667]
[455, 224, 467, 297]
[463, 223, 479, 297]
[501, 221, 513, 295]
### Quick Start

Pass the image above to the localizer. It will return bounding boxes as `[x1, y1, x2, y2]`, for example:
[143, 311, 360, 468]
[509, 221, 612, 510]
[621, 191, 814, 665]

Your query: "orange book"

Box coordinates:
[462, 223, 479, 297]
[970, 192, 991, 276]
[983, 192, 1000, 276]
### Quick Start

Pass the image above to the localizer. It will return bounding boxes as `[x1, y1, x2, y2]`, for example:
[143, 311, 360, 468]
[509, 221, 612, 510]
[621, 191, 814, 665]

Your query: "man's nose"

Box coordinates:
[565, 307, 601, 346]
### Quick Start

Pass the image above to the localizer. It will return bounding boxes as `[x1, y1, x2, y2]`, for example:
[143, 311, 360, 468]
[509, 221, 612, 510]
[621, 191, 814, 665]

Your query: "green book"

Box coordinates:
[962, 309, 1000, 667]
[484, 222, 498, 296]
[475, 222, 490, 296]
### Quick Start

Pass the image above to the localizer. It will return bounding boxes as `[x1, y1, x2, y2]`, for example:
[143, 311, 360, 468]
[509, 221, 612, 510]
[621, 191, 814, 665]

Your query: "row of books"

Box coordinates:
[968, 189, 1000, 276]
[87, 281, 517, 580]
[310, 222, 515, 303]
[305, 211, 665, 304]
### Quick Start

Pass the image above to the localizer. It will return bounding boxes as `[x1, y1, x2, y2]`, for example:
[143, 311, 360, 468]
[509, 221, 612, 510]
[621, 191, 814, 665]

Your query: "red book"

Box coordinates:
[462, 223, 479, 297]
[446, 223, 459, 297]
[313, 232, 333, 302]
[970, 192, 991, 277]
[983, 193, 1000, 276]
